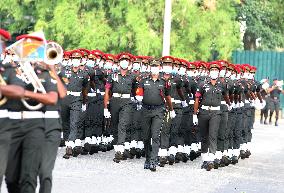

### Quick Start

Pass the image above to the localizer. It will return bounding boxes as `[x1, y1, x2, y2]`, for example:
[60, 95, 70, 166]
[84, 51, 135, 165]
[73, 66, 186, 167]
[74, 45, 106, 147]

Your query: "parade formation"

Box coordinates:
[0, 28, 283, 193]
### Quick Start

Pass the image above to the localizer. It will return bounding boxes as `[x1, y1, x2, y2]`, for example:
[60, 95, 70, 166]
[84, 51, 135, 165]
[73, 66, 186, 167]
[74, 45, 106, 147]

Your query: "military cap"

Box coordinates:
[116, 52, 134, 61]
[104, 53, 115, 61]
[207, 61, 222, 70]
[187, 62, 196, 69]
[161, 56, 174, 63]
[16, 34, 43, 41]
[69, 50, 84, 58]
[149, 58, 161, 66]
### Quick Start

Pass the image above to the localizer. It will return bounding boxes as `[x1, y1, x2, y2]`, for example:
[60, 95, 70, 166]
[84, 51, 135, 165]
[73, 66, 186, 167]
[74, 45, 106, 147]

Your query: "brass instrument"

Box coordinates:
[0, 74, 8, 106]
[45, 42, 63, 65]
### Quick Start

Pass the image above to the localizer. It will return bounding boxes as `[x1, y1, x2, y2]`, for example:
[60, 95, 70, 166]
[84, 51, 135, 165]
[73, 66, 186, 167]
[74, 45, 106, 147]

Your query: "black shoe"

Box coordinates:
[106, 143, 112, 151]
[98, 144, 107, 152]
[63, 147, 73, 159]
[144, 161, 150, 169]
[231, 156, 239, 165]
[80, 147, 89, 155]
[275, 121, 278, 126]
[129, 148, 136, 159]
[201, 161, 214, 171]
[149, 163, 156, 172]
[240, 150, 246, 159]
[219, 156, 226, 167]
[84, 142, 91, 153]
[72, 146, 82, 157]
[245, 150, 251, 158]
[264, 121, 268, 125]
[113, 151, 123, 163]
[135, 148, 142, 159]
[59, 139, 65, 147]
[89, 144, 99, 155]
[168, 154, 175, 165]
[182, 153, 189, 163]
[221, 155, 231, 166]
[175, 152, 183, 163]
[123, 150, 132, 160]
[159, 156, 167, 167]
[189, 150, 197, 161]
[196, 150, 202, 157]
[213, 159, 220, 169]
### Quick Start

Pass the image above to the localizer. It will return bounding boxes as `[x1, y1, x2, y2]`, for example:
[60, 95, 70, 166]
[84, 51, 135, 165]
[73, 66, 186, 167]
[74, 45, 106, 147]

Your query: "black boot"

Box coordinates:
[168, 154, 175, 165]
[113, 151, 123, 163]
[89, 144, 99, 155]
[213, 159, 220, 169]
[159, 156, 167, 167]
[135, 148, 142, 159]
[59, 139, 65, 147]
[129, 148, 136, 159]
[72, 146, 82, 157]
[175, 152, 183, 163]
[123, 149, 132, 160]
[149, 163, 157, 172]
[245, 150, 251, 158]
[240, 150, 246, 159]
[144, 160, 150, 169]
[63, 147, 73, 159]
[275, 120, 278, 126]
[189, 150, 197, 161]
[201, 161, 214, 171]
[182, 153, 189, 163]
[231, 156, 239, 165]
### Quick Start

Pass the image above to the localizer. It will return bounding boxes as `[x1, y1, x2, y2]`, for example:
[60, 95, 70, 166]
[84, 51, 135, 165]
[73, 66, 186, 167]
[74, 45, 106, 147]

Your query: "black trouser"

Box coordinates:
[217, 105, 228, 152]
[242, 105, 251, 143]
[141, 106, 165, 163]
[270, 99, 280, 122]
[234, 108, 243, 148]
[132, 106, 143, 142]
[169, 107, 183, 146]
[0, 118, 11, 189]
[5, 119, 45, 193]
[109, 98, 135, 145]
[160, 110, 171, 149]
[39, 120, 61, 193]
[227, 109, 236, 149]
[85, 98, 104, 137]
[61, 95, 83, 141]
[198, 110, 221, 154]
[181, 105, 198, 146]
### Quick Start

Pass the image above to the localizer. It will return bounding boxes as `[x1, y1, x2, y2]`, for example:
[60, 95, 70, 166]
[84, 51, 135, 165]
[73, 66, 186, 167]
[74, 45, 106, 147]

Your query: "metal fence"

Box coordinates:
[232, 50, 284, 108]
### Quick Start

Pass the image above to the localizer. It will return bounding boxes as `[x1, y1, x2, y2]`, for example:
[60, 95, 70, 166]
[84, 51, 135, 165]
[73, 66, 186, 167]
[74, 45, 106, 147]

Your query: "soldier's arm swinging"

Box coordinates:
[104, 88, 110, 109]
[24, 90, 58, 105]
[0, 85, 25, 99]
[165, 95, 173, 111]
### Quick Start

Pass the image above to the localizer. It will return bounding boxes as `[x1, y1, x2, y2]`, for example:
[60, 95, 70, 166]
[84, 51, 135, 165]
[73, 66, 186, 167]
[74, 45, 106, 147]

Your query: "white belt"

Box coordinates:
[201, 106, 220, 111]
[221, 101, 226, 105]
[9, 111, 44, 119]
[0, 109, 9, 118]
[244, 100, 250, 104]
[45, 111, 60, 119]
[112, 93, 131, 98]
[188, 100, 194, 105]
[172, 99, 181, 104]
[88, 93, 97, 97]
[67, 91, 81, 96]
[99, 92, 105, 95]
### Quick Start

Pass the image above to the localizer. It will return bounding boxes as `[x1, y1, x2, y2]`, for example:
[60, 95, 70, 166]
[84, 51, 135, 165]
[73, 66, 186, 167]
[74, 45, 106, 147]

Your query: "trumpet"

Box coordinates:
[0, 74, 8, 106]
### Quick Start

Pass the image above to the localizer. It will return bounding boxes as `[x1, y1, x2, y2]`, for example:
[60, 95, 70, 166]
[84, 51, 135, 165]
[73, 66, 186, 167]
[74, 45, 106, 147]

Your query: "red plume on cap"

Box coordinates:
[78, 48, 90, 56]
[179, 58, 189, 67]
[91, 49, 104, 57]
[208, 61, 222, 70]
[104, 53, 115, 61]
[16, 34, 43, 41]
[187, 62, 196, 69]
[0, 28, 11, 40]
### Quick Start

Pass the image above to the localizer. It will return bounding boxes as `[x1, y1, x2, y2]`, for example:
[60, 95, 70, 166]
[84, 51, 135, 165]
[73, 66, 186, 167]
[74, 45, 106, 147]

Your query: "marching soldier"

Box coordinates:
[194, 62, 231, 171]
[259, 78, 270, 124]
[139, 58, 175, 171]
[61, 50, 89, 159]
[104, 52, 137, 163]
[39, 63, 66, 193]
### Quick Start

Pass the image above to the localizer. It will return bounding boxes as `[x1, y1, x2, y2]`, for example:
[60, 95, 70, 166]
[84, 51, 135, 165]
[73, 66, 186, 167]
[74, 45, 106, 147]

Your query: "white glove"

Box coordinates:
[104, 108, 111, 118]
[137, 104, 142, 110]
[136, 96, 143, 102]
[170, 110, 176, 119]
[227, 104, 232, 111]
[193, 114, 198, 125]
[130, 97, 136, 102]
[81, 104, 87, 112]
[181, 100, 188, 108]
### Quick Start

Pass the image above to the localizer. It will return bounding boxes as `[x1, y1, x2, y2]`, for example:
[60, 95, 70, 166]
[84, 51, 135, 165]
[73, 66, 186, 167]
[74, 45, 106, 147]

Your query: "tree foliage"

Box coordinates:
[1, 0, 281, 60]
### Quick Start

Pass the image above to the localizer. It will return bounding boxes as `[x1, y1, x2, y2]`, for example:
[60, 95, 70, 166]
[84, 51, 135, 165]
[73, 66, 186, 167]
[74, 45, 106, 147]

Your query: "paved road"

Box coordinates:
[2, 120, 284, 193]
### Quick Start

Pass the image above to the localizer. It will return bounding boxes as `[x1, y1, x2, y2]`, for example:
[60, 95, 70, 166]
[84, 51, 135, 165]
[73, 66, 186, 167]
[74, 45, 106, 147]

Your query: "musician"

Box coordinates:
[4, 34, 58, 193]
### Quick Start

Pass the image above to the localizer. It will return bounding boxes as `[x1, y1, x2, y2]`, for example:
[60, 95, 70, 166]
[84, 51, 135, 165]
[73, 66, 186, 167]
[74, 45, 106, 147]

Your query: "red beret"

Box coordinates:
[208, 61, 222, 70]
[78, 48, 90, 56]
[0, 28, 11, 40]
[104, 53, 115, 61]
[242, 64, 251, 72]
[69, 50, 84, 58]
[179, 59, 188, 67]
[161, 56, 174, 63]
[116, 52, 134, 61]
[91, 50, 104, 58]
[187, 62, 196, 69]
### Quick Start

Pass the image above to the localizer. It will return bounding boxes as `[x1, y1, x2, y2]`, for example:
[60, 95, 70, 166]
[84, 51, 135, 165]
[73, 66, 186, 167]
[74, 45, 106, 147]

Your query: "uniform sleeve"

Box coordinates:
[44, 73, 58, 93]
[222, 83, 228, 95]
[139, 79, 145, 89]
[195, 82, 204, 98]
[105, 75, 113, 89]
[82, 74, 89, 88]
[176, 78, 183, 89]
[164, 80, 171, 96]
